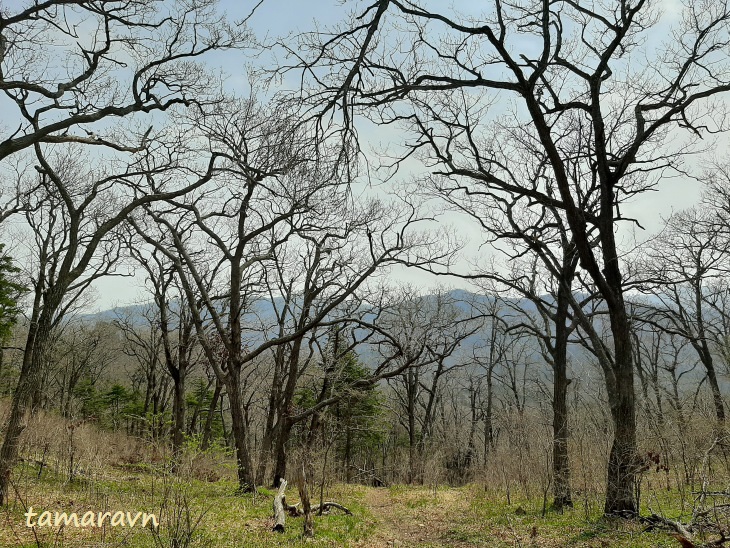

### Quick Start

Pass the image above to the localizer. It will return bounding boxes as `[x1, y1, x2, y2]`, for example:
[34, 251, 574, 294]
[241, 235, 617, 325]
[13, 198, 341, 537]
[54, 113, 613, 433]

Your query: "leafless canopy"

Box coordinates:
[280, 0, 730, 515]
[0, 0, 247, 160]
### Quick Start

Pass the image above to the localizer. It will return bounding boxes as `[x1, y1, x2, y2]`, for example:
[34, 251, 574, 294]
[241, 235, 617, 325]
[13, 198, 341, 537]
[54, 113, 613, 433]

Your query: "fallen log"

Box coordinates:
[311, 502, 352, 515]
[280, 501, 351, 517]
[640, 512, 730, 547]
[270, 476, 352, 535]
[640, 513, 693, 540]
[272, 479, 288, 532]
[283, 497, 300, 517]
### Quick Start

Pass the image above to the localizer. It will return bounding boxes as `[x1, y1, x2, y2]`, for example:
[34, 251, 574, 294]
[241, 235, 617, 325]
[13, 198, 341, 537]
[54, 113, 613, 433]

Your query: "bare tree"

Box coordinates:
[290, 0, 730, 514]
[632, 320, 697, 438]
[255, 221, 395, 486]
[0, 140, 225, 503]
[0, 0, 248, 505]
[131, 98, 445, 491]
[468, 297, 510, 464]
[435, 175, 585, 509]
[115, 304, 169, 438]
[638, 206, 730, 425]
[473, 247, 582, 510]
[126, 243, 204, 467]
[46, 320, 116, 419]
[0, 0, 246, 160]
[384, 287, 480, 484]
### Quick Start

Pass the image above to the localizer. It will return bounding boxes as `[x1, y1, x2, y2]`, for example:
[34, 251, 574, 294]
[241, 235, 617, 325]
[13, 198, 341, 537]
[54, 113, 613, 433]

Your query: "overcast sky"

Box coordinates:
[93, 0, 467, 311]
[8, 0, 719, 312]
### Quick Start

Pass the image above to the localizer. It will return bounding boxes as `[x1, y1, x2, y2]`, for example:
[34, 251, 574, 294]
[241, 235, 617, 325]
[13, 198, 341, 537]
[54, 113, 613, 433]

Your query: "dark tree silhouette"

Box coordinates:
[289, 0, 730, 515]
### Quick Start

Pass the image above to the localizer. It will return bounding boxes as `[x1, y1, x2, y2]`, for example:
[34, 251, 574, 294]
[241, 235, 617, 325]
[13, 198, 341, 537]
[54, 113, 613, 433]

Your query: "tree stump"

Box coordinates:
[272, 478, 288, 532]
[297, 463, 314, 538]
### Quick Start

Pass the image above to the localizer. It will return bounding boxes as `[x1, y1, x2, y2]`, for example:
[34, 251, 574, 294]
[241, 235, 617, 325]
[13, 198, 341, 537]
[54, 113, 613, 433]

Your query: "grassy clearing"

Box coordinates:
[0, 461, 698, 547]
[1, 461, 372, 547]
[365, 483, 684, 547]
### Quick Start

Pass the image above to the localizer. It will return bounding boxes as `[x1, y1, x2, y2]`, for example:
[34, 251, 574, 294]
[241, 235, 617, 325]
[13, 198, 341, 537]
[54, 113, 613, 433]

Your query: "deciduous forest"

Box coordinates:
[1, 1, 730, 546]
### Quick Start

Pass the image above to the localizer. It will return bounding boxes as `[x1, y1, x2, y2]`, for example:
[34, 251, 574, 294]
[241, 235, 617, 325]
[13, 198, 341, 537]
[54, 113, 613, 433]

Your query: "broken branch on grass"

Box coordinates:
[270, 477, 353, 534]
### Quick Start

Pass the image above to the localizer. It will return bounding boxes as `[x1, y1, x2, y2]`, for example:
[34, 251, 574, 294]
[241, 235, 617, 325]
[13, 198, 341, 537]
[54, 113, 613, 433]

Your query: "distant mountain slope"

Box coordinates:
[83, 288, 715, 388]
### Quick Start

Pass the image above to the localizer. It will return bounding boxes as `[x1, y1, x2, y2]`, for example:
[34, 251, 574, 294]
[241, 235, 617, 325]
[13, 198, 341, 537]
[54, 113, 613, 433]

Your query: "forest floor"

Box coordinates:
[0, 458, 698, 547]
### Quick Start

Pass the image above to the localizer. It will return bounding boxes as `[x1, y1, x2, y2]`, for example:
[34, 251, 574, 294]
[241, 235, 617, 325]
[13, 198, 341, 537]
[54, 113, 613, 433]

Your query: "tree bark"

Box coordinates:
[258, 346, 286, 485]
[171, 370, 186, 467]
[272, 478, 288, 532]
[552, 264, 574, 510]
[0, 286, 56, 504]
[226, 374, 256, 492]
[271, 333, 309, 485]
[200, 380, 222, 451]
[273, 418, 292, 485]
[297, 462, 314, 538]
[552, 360, 572, 510]
[705, 362, 726, 424]
[604, 317, 638, 515]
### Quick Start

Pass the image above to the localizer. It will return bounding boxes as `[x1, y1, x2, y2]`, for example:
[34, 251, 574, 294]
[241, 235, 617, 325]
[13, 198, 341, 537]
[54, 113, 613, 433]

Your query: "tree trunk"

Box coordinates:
[273, 419, 292, 485]
[604, 331, 637, 515]
[552, 362, 572, 509]
[256, 418, 275, 486]
[226, 376, 256, 492]
[297, 461, 314, 538]
[407, 368, 417, 484]
[270, 334, 309, 486]
[258, 347, 286, 485]
[552, 268, 573, 510]
[220, 393, 230, 448]
[272, 478, 288, 533]
[171, 371, 186, 469]
[200, 380, 222, 451]
[0, 355, 34, 503]
[595, 184, 638, 516]
[0, 288, 53, 505]
[345, 418, 352, 483]
[483, 387, 494, 466]
[706, 363, 726, 424]
[465, 380, 479, 480]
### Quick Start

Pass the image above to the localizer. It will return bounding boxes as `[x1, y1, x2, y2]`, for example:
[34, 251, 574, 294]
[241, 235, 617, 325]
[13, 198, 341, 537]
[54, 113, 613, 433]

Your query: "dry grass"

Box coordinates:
[1, 469, 690, 548]
[0, 400, 727, 547]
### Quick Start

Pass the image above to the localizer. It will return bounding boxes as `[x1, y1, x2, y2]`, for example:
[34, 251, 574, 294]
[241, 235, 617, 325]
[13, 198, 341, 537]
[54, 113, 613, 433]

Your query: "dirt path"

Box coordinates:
[358, 486, 479, 547]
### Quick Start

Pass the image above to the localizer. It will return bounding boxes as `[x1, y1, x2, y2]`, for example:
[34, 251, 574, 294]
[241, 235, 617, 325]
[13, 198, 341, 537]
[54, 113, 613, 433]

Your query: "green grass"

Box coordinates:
[0, 463, 711, 547]
[1, 462, 374, 547]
